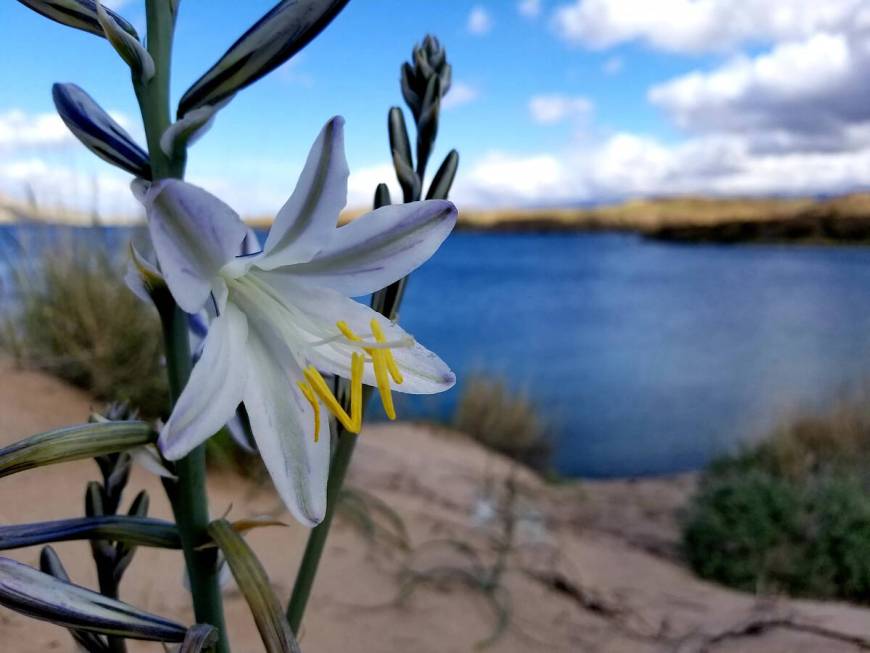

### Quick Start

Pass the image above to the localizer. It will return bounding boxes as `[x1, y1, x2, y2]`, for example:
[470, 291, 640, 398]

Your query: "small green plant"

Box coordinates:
[684, 388, 870, 602]
[1, 241, 168, 417]
[453, 374, 551, 472]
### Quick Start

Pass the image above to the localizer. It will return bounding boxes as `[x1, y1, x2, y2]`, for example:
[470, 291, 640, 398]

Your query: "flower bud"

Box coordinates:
[52, 83, 151, 179]
[0, 556, 187, 642]
[16, 0, 137, 40]
[177, 0, 350, 118]
[401, 34, 452, 122]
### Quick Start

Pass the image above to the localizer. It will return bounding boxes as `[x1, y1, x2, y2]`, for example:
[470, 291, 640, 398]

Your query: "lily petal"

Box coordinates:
[242, 324, 329, 527]
[253, 272, 455, 394]
[258, 117, 348, 269]
[159, 304, 248, 460]
[138, 179, 248, 313]
[276, 199, 456, 296]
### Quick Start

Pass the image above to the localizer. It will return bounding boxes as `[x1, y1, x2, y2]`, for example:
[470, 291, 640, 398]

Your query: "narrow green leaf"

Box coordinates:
[0, 421, 156, 478]
[426, 149, 459, 200]
[0, 516, 181, 551]
[0, 556, 187, 642]
[208, 519, 300, 653]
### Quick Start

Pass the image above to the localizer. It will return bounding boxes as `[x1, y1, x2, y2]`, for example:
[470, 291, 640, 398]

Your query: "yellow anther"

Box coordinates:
[335, 320, 399, 421]
[350, 352, 364, 429]
[296, 381, 321, 442]
[370, 348, 396, 420]
[336, 320, 360, 342]
[303, 365, 361, 434]
[370, 319, 403, 384]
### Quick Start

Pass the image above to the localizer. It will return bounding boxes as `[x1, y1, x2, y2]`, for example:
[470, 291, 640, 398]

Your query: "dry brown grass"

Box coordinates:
[739, 387, 870, 481]
[452, 374, 550, 472]
[0, 242, 168, 417]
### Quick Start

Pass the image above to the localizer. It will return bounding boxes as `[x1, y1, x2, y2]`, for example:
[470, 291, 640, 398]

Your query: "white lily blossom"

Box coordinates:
[134, 116, 457, 526]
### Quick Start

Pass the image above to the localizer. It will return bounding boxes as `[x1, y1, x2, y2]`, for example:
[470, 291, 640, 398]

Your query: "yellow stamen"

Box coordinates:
[370, 319, 403, 384]
[336, 320, 359, 342]
[350, 352, 364, 429]
[304, 365, 361, 433]
[335, 320, 399, 421]
[296, 381, 320, 442]
[371, 349, 396, 420]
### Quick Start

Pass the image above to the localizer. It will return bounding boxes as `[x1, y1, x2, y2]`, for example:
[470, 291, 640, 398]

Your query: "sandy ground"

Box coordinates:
[3, 363, 870, 652]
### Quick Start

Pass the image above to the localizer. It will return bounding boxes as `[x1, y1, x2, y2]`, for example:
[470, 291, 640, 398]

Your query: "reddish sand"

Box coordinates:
[2, 361, 870, 652]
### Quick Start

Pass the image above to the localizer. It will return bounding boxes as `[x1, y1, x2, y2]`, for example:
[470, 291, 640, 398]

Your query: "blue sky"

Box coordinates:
[2, 1, 870, 220]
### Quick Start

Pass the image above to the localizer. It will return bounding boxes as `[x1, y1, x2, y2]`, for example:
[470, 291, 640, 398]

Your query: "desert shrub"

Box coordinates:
[684, 389, 870, 603]
[453, 374, 551, 472]
[0, 241, 169, 417]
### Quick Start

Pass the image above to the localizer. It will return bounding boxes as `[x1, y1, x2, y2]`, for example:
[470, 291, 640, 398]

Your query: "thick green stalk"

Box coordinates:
[156, 298, 229, 653]
[286, 419, 358, 632]
[137, 0, 184, 179]
[135, 1, 225, 649]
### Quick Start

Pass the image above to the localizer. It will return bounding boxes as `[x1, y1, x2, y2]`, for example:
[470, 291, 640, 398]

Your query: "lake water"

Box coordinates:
[5, 225, 870, 478]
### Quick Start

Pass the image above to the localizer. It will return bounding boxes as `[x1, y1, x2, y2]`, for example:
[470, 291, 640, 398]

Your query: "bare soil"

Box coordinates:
[2, 361, 870, 652]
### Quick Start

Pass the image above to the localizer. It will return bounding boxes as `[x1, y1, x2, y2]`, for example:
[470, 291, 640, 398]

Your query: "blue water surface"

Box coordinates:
[5, 225, 870, 478]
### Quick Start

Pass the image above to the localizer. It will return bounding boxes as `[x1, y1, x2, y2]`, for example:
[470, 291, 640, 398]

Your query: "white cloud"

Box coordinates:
[442, 82, 479, 110]
[0, 157, 142, 223]
[602, 56, 623, 75]
[529, 94, 593, 124]
[649, 31, 870, 148]
[467, 6, 493, 35]
[455, 152, 573, 206]
[345, 163, 400, 208]
[552, 0, 864, 53]
[450, 130, 870, 208]
[0, 107, 140, 151]
[0, 111, 71, 150]
[0, 108, 145, 222]
[518, 0, 541, 18]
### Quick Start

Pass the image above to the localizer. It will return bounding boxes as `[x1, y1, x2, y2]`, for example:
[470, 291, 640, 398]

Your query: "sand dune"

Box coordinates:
[2, 362, 870, 651]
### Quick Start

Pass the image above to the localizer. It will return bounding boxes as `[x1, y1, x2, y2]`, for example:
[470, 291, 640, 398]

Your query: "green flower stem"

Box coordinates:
[136, 0, 182, 180]
[156, 296, 229, 653]
[134, 1, 226, 650]
[286, 419, 359, 633]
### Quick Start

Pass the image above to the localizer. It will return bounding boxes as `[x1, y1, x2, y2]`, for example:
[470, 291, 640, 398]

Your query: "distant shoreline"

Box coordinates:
[10, 192, 870, 244]
[451, 193, 870, 244]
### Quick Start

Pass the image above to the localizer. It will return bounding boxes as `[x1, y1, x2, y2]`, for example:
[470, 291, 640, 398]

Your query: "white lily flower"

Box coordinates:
[134, 117, 457, 527]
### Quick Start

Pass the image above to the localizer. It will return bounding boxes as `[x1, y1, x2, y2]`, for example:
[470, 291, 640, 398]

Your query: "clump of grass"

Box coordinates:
[0, 241, 168, 417]
[710, 389, 870, 481]
[453, 374, 551, 473]
[684, 388, 870, 602]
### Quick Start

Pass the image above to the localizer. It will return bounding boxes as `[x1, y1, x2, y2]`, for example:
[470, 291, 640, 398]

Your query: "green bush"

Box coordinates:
[1, 242, 169, 417]
[452, 374, 551, 472]
[685, 391, 870, 602]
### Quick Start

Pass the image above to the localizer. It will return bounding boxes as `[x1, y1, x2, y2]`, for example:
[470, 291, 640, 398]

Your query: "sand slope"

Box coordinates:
[2, 362, 870, 652]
